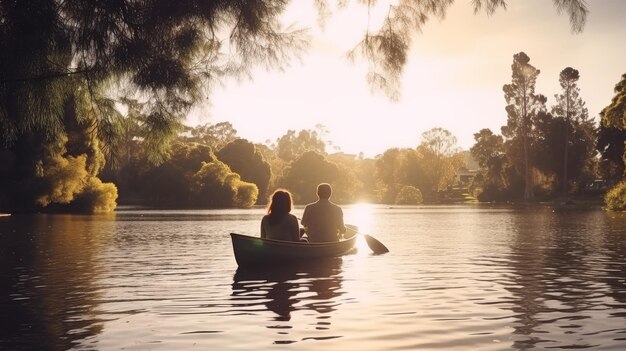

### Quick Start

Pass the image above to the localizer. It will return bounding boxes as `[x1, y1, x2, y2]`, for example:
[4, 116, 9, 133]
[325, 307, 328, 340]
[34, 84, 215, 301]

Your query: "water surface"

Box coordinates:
[1, 205, 626, 350]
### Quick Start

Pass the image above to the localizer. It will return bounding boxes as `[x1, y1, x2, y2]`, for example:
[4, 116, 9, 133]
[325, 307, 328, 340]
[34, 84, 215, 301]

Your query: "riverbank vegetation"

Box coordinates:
[1, 55, 623, 212]
[1, 1, 623, 213]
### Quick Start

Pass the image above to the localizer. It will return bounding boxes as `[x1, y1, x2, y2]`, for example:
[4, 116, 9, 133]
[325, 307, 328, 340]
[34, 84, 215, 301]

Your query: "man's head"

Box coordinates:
[317, 183, 332, 200]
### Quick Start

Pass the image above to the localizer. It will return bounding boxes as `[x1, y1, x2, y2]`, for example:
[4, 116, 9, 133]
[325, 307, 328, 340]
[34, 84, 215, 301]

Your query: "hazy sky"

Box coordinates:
[189, 0, 626, 157]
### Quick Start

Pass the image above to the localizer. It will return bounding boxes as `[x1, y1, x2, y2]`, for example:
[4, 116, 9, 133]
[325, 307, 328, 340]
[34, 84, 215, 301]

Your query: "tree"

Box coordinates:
[107, 98, 145, 169]
[192, 160, 258, 208]
[137, 143, 213, 206]
[275, 129, 326, 162]
[100, 97, 181, 199]
[278, 151, 356, 204]
[597, 124, 626, 183]
[185, 122, 239, 151]
[470, 128, 511, 201]
[1, 1, 304, 145]
[373, 147, 448, 203]
[217, 138, 272, 204]
[604, 181, 626, 211]
[137, 142, 257, 208]
[0, 94, 118, 213]
[552, 67, 587, 198]
[470, 129, 504, 169]
[328, 152, 374, 202]
[502, 52, 543, 201]
[599, 73, 626, 209]
[601, 74, 626, 130]
[600, 73, 626, 178]
[533, 109, 596, 195]
[567, 114, 597, 191]
[344, 0, 587, 99]
[418, 128, 464, 193]
[373, 136, 464, 204]
[253, 142, 288, 191]
[394, 185, 423, 205]
[374, 148, 414, 203]
[420, 128, 460, 158]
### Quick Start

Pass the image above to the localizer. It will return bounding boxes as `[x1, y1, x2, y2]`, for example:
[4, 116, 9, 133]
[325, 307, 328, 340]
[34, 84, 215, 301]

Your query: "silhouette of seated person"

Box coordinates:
[261, 189, 302, 242]
[301, 183, 346, 242]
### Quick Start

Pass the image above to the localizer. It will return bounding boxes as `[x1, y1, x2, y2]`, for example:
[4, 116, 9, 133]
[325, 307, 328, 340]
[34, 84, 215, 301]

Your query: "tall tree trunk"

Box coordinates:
[562, 86, 570, 199]
[522, 91, 533, 202]
[523, 132, 533, 201]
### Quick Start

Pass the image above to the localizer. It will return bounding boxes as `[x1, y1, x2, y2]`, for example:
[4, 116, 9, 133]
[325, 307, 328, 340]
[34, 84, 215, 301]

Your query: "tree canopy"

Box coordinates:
[468, 54, 601, 202]
[599, 73, 626, 184]
[601, 74, 626, 130]
[1, 0, 589, 144]
[502, 52, 545, 201]
[0, 0, 598, 212]
[344, 0, 587, 99]
[217, 138, 272, 204]
[1, 0, 306, 145]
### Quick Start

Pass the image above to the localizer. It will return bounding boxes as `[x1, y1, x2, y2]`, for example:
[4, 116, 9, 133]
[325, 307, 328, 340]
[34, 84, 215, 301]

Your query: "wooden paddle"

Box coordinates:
[345, 224, 389, 255]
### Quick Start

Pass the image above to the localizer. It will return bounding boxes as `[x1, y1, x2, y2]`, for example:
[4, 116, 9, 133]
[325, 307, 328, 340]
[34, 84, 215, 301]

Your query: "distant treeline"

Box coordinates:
[1, 53, 625, 213]
[100, 124, 469, 208]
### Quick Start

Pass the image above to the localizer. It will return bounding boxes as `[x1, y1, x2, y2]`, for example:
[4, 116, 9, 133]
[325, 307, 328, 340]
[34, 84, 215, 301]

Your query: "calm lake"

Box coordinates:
[1, 205, 626, 350]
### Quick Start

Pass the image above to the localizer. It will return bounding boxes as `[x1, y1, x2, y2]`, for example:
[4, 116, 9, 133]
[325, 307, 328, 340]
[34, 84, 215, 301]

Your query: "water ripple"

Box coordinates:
[2, 207, 626, 350]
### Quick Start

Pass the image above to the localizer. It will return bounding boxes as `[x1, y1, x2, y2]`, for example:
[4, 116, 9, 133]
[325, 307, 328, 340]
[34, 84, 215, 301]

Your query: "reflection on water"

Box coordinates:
[0, 214, 111, 351]
[231, 259, 344, 344]
[1, 206, 626, 350]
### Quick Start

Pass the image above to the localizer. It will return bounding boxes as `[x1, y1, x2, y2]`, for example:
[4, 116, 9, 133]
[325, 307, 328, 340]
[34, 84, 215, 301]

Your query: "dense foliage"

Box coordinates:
[604, 181, 626, 211]
[217, 139, 272, 203]
[0, 96, 118, 213]
[371, 128, 466, 204]
[395, 185, 423, 205]
[469, 129, 515, 201]
[502, 52, 543, 201]
[598, 74, 626, 209]
[278, 151, 353, 204]
[134, 142, 259, 208]
[470, 53, 603, 203]
[597, 124, 626, 183]
[0, 0, 303, 212]
[0, 0, 611, 212]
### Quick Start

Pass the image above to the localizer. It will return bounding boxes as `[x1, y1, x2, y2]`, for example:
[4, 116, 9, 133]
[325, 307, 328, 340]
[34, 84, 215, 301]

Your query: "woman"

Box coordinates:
[261, 189, 301, 242]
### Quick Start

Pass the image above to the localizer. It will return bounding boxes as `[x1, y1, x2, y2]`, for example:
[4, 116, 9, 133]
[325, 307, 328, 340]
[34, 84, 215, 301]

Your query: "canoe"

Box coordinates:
[230, 233, 357, 267]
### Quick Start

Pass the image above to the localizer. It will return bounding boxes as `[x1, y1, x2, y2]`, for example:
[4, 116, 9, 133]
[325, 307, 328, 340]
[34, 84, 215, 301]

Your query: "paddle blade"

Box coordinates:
[364, 234, 389, 255]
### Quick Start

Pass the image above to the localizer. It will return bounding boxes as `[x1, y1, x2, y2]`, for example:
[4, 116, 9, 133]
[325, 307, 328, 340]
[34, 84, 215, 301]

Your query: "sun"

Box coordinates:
[344, 202, 375, 234]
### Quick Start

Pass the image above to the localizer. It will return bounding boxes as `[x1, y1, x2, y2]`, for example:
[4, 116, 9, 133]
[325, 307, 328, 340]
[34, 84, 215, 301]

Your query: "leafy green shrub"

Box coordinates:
[394, 185, 423, 205]
[234, 182, 259, 208]
[70, 177, 118, 213]
[605, 181, 626, 211]
[193, 160, 259, 208]
[36, 154, 89, 207]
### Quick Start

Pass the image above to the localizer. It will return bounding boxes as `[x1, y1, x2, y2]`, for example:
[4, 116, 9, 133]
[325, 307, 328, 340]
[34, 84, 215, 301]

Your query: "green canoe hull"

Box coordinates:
[230, 233, 357, 267]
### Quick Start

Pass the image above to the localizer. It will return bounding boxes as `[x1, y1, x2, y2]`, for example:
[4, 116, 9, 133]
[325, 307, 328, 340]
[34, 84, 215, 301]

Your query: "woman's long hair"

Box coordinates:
[267, 190, 292, 225]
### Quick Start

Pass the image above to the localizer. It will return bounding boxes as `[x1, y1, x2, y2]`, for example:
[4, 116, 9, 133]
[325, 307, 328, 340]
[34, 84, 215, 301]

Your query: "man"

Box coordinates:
[301, 183, 346, 242]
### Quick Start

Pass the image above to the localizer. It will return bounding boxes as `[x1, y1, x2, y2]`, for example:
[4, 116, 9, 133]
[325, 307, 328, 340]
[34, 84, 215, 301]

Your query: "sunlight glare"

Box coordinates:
[345, 202, 375, 235]
[354, 235, 370, 254]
